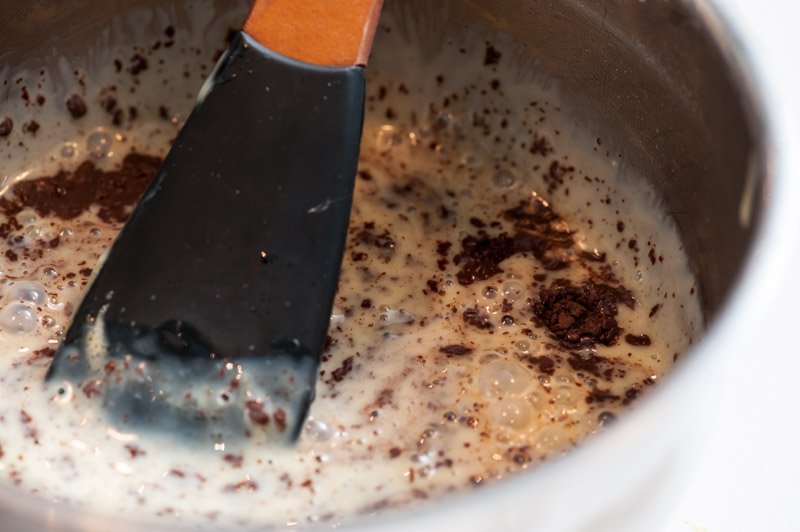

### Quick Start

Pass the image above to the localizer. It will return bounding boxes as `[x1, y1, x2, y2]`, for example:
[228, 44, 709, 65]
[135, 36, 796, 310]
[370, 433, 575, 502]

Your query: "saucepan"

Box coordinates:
[0, 0, 794, 530]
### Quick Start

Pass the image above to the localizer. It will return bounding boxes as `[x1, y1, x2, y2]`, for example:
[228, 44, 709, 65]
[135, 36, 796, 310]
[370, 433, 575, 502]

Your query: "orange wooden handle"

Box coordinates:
[244, 0, 383, 67]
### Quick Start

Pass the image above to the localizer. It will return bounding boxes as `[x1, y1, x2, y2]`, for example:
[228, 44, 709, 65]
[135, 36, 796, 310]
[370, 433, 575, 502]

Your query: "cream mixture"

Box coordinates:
[0, 1, 702, 528]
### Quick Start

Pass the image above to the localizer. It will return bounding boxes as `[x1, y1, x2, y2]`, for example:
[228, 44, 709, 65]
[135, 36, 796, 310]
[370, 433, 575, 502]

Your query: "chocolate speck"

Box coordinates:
[522, 355, 555, 375]
[585, 388, 620, 404]
[0, 117, 13, 137]
[245, 400, 270, 425]
[23, 120, 40, 135]
[128, 54, 149, 75]
[438, 344, 474, 357]
[624, 333, 652, 346]
[66, 94, 87, 119]
[331, 356, 354, 382]
[484, 45, 502, 66]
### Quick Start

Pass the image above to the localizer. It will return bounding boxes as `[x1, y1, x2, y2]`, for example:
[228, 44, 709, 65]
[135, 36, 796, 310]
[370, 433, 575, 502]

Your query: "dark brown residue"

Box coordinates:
[0, 153, 162, 224]
[0, 117, 13, 137]
[66, 94, 88, 119]
[438, 344, 474, 357]
[624, 333, 652, 346]
[454, 197, 577, 285]
[483, 45, 502, 66]
[462, 306, 493, 330]
[533, 279, 634, 348]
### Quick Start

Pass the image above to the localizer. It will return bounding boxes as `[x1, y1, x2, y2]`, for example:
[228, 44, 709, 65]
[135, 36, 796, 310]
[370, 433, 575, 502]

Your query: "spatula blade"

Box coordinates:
[47, 32, 365, 443]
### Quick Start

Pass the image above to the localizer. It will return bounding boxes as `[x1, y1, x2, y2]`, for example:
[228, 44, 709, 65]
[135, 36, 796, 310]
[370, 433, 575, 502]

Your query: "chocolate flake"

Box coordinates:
[484, 45, 502, 66]
[624, 333, 652, 346]
[128, 54, 149, 75]
[533, 279, 634, 348]
[438, 344, 474, 357]
[0, 117, 12, 137]
[245, 400, 270, 425]
[331, 356, 354, 382]
[66, 94, 87, 119]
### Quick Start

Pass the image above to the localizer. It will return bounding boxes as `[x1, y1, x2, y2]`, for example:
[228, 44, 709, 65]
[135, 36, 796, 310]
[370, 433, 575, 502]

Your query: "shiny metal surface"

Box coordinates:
[0, 0, 780, 530]
[1, 0, 762, 319]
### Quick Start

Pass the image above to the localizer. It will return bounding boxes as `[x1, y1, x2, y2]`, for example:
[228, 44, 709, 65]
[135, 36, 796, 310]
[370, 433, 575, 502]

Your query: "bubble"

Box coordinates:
[59, 227, 73, 238]
[483, 286, 498, 299]
[379, 307, 414, 325]
[61, 142, 78, 158]
[329, 311, 345, 327]
[460, 152, 481, 168]
[18, 210, 38, 226]
[636, 270, 644, 282]
[533, 427, 562, 451]
[44, 267, 58, 278]
[89, 228, 102, 237]
[87, 130, 113, 159]
[41, 315, 56, 328]
[46, 296, 65, 311]
[478, 359, 530, 397]
[7, 281, 48, 306]
[527, 392, 544, 408]
[375, 125, 401, 152]
[553, 386, 578, 413]
[432, 112, 462, 139]
[431, 112, 454, 132]
[303, 418, 333, 442]
[503, 282, 525, 301]
[490, 398, 532, 430]
[0, 303, 38, 335]
[492, 168, 516, 188]
[417, 426, 440, 451]
[597, 411, 616, 427]
[52, 382, 74, 404]
[515, 341, 530, 354]
[576, 346, 597, 360]
[478, 352, 501, 365]
[24, 225, 43, 240]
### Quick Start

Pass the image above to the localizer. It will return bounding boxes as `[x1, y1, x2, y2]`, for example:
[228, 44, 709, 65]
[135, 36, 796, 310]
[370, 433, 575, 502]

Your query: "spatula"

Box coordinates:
[46, 0, 383, 445]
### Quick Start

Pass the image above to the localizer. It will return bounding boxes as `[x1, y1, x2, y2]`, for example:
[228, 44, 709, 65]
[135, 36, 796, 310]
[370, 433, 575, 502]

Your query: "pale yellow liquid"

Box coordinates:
[0, 1, 701, 527]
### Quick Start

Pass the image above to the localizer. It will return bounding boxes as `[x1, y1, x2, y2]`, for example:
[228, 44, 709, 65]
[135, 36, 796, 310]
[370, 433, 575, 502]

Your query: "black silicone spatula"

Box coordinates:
[46, 0, 383, 444]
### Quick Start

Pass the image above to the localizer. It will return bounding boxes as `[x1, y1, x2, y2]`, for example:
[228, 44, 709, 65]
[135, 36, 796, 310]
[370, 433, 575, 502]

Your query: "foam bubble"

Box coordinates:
[303, 417, 333, 443]
[503, 281, 525, 301]
[375, 125, 402, 152]
[87, 130, 113, 159]
[379, 307, 414, 325]
[460, 152, 481, 168]
[553, 386, 578, 414]
[478, 359, 529, 397]
[490, 398, 532, 430]
[7, 281, 48, 306]
[61, 142, 78, 159]
[17, 210, 38, 225]
[0, 302, 39, 335]
[492, 168, 517, 188]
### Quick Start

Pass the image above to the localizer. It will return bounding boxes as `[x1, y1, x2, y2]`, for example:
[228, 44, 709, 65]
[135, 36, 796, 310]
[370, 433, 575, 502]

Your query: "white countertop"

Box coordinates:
[664, 1, 800, 530]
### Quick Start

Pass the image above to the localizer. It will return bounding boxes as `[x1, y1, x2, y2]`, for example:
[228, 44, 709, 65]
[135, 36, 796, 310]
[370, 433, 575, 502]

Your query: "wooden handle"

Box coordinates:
[244, 0, 383, 67]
